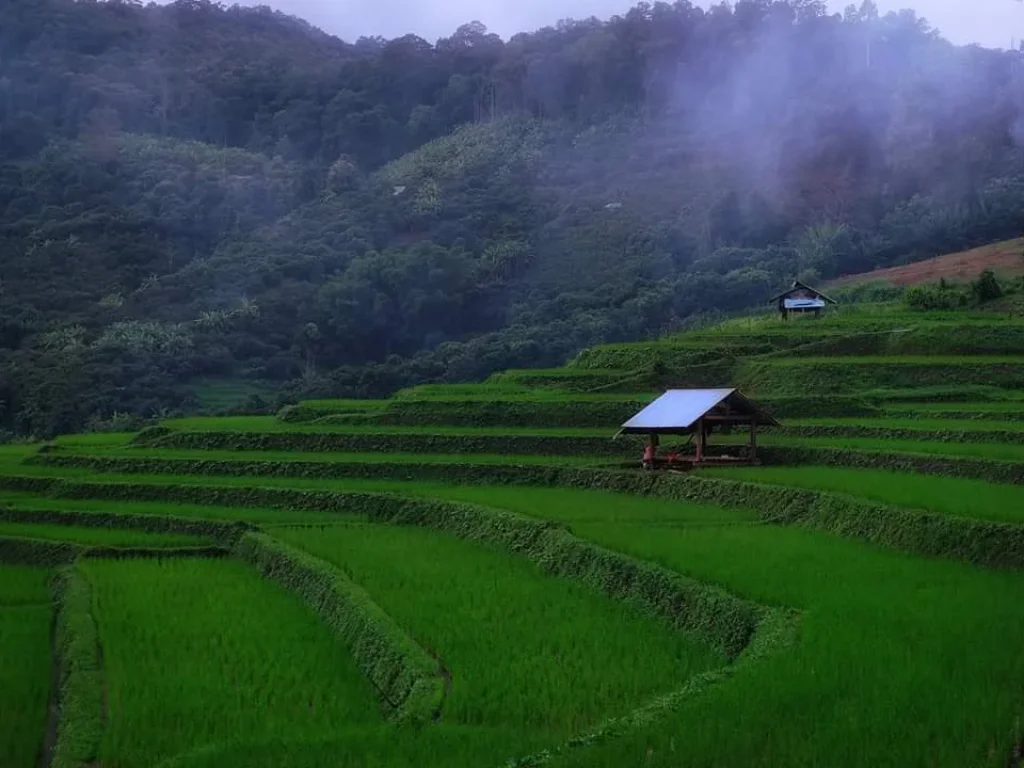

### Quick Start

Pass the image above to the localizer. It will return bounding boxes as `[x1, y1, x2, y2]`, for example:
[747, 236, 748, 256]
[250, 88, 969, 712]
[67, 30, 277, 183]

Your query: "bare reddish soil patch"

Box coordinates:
[831, 238, 1024, 288]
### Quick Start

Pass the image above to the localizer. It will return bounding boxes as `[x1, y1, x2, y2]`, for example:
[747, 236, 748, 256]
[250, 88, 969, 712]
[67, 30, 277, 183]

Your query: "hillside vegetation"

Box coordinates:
[1, 302, 1023, 766]
[6, 0, 1024, 434]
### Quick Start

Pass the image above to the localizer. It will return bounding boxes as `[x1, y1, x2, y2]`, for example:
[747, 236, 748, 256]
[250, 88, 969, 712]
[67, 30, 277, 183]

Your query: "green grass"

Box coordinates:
[389, 387, 655, 402]
[334, 484, 758, 526]
[0, 463, 458, 493]
[293, 398, 389, 410]
[0, 492, 352, 525]
[873, 385, 1024, 403]
[759, 434, 1024, 462]
[790, 417, 1024, 432]
[0, 605, 51, 768]
[551, 522, 1024, 767]
[84, 557, 383, 768]
[0, 469, 756, 537]
[5, 472, 753, 528]
[0, 445, 39, 462]
[162, 416, 613, 437]
[701, 466, 1024, 524]
[0, 565, 51, 606]
[54, 432, 138, 447]
[888, 401, 1024, 413]
[491, 367, 631, 378]
[276, 523, 725, 744]
[53, 447, 612, 466]
[0, 521, 212, 547]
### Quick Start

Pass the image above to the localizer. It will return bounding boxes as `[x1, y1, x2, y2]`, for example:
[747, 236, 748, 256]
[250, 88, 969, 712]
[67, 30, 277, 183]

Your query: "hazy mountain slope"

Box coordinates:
[5, 0, 1024, 435]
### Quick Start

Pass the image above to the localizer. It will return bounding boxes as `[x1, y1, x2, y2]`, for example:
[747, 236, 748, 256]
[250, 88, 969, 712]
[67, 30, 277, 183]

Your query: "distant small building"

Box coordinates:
[769, 281, 836, 320]
[617, 388, 778, 468]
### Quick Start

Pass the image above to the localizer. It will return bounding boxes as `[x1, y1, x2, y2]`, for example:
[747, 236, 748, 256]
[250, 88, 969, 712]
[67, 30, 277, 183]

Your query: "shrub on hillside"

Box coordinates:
[829, 281, 905, 304]
[971, 270, 1003, 304]
[903, 281, 969, 311]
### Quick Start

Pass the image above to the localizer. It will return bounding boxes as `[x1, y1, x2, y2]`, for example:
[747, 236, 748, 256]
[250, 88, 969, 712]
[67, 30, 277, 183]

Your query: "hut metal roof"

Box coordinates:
[619, 388, 778, 434]
[768, 280, 837, 304]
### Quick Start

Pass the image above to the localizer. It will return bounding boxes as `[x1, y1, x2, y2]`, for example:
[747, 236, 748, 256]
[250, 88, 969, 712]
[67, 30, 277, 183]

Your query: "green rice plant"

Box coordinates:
[325, 483, 759, 527]
[298, 399, 393, 410]
[772, 418, 1024, 445]
[54, 432, 138, 447]
[0, 606, 51, 768]
[366, 398, 650, 429]
[883, 410, 1024, 422]
[82, 557, 383, 768]
[0, 492, 349, 525]
[391, 382, 538, 399]
[164, 416, 287, 431]
[277, 401, 388, 424]
[700, 466, 1024, 524]
[756, 443, 1024, 486]
[548, 522, 1024, 767]
[390, 385, 653, 402]
[885, 401, 1024, 419]
[487, 367, 651, 393]
[25, 454, 618, 488]
[234, 533, 444, 725]
[738, 356, 1024, 396]
[790, 416, 1024, 432]
[78, 447, 614, 464]
[767, 325, 1024, 358]
[0, 445, 39, 462]
[0, 564, 51, 606]
[161, 416, 613, 436]
[872, 385, 1024, 403]
[0, 522, 212, 547]
[567, 343, 742, 372]
[2, 447, 1019, 527]
[147, 730, 555, 768]
[760, 434, 1024, 462]
[275, 523, 726, 744]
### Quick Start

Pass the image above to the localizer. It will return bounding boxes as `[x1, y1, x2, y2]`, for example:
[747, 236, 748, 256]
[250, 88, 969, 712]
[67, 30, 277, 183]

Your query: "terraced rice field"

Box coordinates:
[83, 558, 383, 768]
[0, 566, 51, 768]
[0, 522, 210, 547]
[276, 524, 724, 739]
[702, 466, 1024, 524]
[2, 304, 1023, 767]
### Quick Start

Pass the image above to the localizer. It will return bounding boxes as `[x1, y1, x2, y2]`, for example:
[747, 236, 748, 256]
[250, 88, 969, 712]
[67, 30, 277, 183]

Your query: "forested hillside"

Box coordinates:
[3, 0, 1024, 436]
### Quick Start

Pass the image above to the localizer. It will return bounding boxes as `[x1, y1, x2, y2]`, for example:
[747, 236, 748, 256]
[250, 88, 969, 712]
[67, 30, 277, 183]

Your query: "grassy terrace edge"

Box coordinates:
[3, 463, 1020, 571]
[0, 535, 229, 567]
[0, 507, 247, 546]
[123, 426, 1024, 467]
[28, 436, 1024, 486]
[50, 564, 103, 768]
[234, 532, 446, 726]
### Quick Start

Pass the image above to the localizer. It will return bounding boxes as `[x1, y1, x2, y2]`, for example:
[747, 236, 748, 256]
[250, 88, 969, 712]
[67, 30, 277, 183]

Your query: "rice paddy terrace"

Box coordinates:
[3, 304, 1024, 768]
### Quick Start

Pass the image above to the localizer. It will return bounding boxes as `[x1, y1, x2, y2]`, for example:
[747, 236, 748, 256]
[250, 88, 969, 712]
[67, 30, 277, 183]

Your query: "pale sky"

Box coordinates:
[219, 0, 1021, 49]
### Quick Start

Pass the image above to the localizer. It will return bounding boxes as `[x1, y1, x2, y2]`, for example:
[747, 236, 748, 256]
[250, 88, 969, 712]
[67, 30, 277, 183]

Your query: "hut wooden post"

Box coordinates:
[694, 418, 705, 463]
[749, 420, 758, 461]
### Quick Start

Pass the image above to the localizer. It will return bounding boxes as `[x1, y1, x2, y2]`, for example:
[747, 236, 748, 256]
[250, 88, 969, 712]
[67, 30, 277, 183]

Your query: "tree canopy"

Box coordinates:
[3, 0, 1024, 435]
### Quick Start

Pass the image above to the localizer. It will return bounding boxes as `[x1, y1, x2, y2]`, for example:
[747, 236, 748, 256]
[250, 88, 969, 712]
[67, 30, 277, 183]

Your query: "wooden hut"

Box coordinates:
[617, 388, 778, 467]
[769, 280, 836, 320]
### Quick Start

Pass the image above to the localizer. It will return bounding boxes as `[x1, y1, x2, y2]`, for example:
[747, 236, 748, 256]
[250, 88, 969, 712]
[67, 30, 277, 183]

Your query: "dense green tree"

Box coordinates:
[4, 0, 1024, 434]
